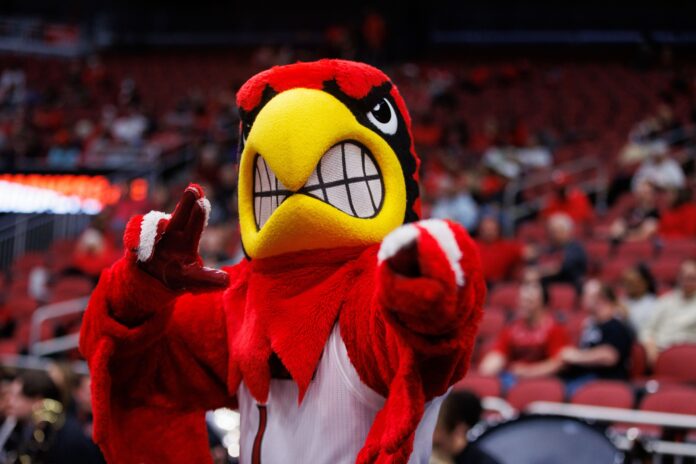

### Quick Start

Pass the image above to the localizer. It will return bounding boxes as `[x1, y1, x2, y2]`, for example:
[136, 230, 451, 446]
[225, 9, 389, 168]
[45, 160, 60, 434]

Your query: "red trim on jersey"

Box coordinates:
[252, 404, 267, 464]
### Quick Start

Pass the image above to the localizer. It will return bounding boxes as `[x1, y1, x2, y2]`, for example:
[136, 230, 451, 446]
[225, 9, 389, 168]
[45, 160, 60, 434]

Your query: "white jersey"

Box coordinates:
[238, 324, 446, 464]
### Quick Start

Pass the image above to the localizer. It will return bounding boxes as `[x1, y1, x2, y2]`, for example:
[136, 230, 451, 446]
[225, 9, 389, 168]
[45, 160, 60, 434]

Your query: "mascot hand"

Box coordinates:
[377, 219, 473, 334]
[124, 184, 229, 292]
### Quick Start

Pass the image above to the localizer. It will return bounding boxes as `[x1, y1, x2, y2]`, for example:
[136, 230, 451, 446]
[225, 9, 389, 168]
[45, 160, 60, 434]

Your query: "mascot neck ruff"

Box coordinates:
[80, 59, 485, 464]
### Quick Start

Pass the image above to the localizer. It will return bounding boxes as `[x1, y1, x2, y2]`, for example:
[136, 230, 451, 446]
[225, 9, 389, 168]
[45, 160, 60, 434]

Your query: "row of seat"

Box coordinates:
[456, 376, 696, 437]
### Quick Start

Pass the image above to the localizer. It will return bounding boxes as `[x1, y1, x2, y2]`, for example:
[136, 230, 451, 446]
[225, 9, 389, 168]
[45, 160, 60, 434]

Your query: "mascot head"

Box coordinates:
[236, 59, 421, 259]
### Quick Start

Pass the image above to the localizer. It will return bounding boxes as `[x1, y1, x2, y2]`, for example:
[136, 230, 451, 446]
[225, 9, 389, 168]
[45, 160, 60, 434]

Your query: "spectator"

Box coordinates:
[632, 141, 685, 191]
[430, 174, 479, 231]
[658, 188, 696, 238]
[541, 171, 594, 228]
[475, 216, 526, 283]
[641, 259, 696, 364]
[3, 370, 105, 464]
[535, 213, 588, 293]
[432, 390, 499, 464]
[560, 281, 635, 394]
[610, 180, 660, 244]
[479, 280, 570, 386]
[621, 263, 658, 332]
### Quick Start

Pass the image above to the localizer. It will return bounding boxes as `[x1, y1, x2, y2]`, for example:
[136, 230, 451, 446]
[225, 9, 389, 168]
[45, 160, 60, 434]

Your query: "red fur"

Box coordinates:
[237, 59, 389, 112]
[80, 220, 484, 463]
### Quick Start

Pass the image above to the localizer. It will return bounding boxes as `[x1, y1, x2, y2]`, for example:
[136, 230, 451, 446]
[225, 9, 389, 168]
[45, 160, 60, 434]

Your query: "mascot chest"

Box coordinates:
[236, 325, 444, 464]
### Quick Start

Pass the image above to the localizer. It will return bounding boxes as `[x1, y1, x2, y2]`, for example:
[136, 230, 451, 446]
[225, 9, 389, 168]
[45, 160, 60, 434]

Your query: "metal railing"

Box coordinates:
[527, 401, 696, 463]
[0, 213, 92, 270]
[503, 157, 608, 229]
[28, 296, 89, 357]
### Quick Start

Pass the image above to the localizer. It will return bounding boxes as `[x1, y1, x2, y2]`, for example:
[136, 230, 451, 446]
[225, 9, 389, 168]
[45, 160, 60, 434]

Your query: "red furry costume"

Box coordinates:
[80, 60, 485, 463]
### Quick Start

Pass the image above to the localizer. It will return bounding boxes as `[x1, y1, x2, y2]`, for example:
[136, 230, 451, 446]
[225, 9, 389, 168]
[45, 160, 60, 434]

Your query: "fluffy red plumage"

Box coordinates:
[80, 59, 485, 463]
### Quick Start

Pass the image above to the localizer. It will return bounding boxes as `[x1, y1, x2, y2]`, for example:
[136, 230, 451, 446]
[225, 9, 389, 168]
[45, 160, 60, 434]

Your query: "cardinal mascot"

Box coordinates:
[80, 59, 486, 464]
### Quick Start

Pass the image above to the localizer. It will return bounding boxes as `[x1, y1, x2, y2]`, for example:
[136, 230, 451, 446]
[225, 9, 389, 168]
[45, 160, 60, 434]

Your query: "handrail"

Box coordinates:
[0, 354, 88, 375]
[502, 157, 608, 231]
[29, 296, 89, 357]
[526, 401, 696, 429]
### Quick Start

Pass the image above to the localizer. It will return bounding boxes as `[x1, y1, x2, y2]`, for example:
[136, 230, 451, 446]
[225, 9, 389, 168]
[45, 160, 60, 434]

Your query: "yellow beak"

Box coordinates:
[238, 88, 407, 259]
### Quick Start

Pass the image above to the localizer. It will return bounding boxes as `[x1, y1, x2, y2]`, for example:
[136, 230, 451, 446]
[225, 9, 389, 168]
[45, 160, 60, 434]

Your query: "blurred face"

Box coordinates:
[635, 181, 655, 205]
[432, 422, 467, 457]
[73, 377, 92, 414]
[518, 283, 544, 319]
[680, 261, 696, 296]
[547, 217, 572, 244]
[6, 380, 37, 421]
[622, 269, 647, 299]
[479, 217, 500, 242]
[582, 280, 601, 314]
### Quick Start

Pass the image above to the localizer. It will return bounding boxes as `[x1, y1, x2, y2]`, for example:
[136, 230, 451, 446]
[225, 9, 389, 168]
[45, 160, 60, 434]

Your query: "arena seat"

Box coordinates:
[506, 378, 565, 411]
[478, 307, 507, 341]
[49, 276, 95, 303]
[548, 283, 577, 311]
[651, 257, 683, 286]
[570, 380, 635, 409]
[454, 374, 502, 398]
[600, 258, 635, 283]
[488, 283, 519, 309]
[559, 311, 586, 345]
[661, 239, 696, 259]
[638, 387, 696, 436]
[615, 241, 656, 261]
[629, 343, 648, 380]
[10, 297, 38, 322]
[653, 344, 696, 384]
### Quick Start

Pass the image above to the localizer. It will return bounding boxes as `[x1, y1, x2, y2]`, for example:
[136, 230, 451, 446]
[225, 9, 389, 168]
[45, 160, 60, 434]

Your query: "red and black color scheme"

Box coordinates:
[79, 59, 486, 463]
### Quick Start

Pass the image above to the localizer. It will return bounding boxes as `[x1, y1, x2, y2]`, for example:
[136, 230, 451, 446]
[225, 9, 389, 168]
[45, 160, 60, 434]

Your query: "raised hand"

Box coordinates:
[377, 219, 482, 335]
[124, 184, 229, 292]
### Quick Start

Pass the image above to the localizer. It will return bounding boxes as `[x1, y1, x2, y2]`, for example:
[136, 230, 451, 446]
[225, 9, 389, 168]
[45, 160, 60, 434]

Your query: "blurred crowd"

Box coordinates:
[1, 38, 696, 462]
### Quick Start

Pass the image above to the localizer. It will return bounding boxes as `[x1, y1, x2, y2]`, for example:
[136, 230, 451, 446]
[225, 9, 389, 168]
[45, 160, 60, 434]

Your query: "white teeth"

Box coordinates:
[252, 141, 384, 230]
[253, 155, 289, 229]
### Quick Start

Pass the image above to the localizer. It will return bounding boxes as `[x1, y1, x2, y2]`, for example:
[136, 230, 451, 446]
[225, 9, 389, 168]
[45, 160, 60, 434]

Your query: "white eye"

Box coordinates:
[367, 98, 397, 135]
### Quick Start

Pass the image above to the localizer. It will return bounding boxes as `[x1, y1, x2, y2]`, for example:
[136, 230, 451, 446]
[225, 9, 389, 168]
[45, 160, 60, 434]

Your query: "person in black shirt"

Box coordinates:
[432, 390, 499, 464]
[609, 180, 660, 244]
[535, 213, 588, 294]
[560, 281, 635, 395]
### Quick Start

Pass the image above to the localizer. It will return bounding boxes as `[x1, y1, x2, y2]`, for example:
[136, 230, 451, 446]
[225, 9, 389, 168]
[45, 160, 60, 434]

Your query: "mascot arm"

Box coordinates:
[79, 185, 234, 464]
[342, 219, 485, 400]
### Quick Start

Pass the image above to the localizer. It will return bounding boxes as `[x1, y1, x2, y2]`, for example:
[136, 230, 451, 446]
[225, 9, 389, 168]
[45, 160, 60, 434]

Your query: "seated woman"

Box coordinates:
[621, 263, 657, 333]
[560, 280, 635, 395]
[479, 279, 571, 389]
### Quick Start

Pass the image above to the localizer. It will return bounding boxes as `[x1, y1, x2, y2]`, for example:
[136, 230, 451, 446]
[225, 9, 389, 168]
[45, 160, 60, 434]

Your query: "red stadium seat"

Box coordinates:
[653, 344, 696, 384]
[12, 252, 46, 276]
[454, 374, 502, 398]
[661, 240, 696, 259]
[49, 276, 94, 303]
[570, 380, 634, 409]
[616, 241, 656, 261]
[517, 222, 546, 243]
[548, 283, 577, 311]
[10, 297, 38, 322]
[600, 258, 635, 284]
[506, 378, 565, 411]
[559, 312, 586, 345]
[650, 257, 683, 286]
[629, 343, 648, 380]
[478, 307, 507, 341]
[638, 387, 696, 436]
[488, 283, 519, 309]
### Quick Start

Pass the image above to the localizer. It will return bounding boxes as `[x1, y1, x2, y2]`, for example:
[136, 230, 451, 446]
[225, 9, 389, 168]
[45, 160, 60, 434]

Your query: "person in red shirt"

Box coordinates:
[475, 216, 526, 283]
[541, 171, 594, 229]
[479, 279, 570, 387]
[659, 188, 696, 238]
